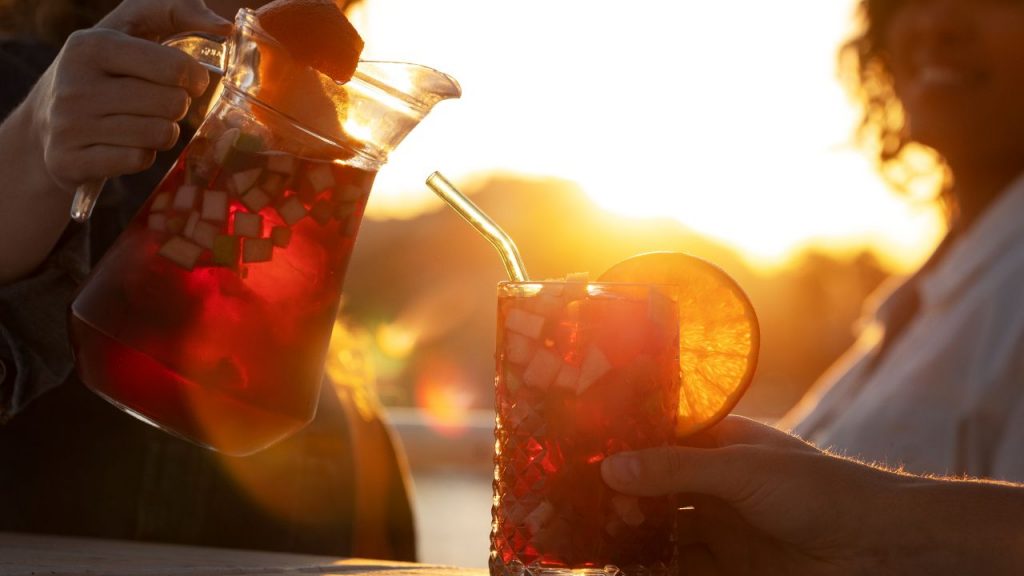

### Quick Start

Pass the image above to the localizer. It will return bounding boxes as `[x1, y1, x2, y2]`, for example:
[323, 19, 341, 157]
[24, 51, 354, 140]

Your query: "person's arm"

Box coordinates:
[0, 0, 228, 284]
[601, 416, 1024, 576]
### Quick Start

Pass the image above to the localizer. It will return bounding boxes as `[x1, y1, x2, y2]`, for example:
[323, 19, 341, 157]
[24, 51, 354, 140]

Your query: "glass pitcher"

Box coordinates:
[68, 8, 460, 456]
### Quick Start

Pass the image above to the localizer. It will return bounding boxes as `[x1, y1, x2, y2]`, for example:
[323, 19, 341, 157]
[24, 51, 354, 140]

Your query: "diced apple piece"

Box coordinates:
[231, 168, 262, 195]
[266, 152, 297, 175]
[212, 234, 240, 267]
[234, 212, 263, 238]
[310, 199, 333, 224]
[335, 200, 358, 220]
[577, 345, 612, 394]
[213, 127, 240, 164]
[201, 190, 229, 222]
[523, 348, 561, 390]
[150, 192, 172, 212]
[172, 184, 199, 212]
[261, 173, 288, 197]
[506, 308, 545, 339]
[338, 183, 365, 202]
[191, 220, 220, 249]
[183, 211, 200, 238]
[523, 500, 554, 533]
[158, 236, 202, 270]
[147, 212, 167, 232]
[505, 331, 535, 365]
[611, 495, 645, 527]
[504, 370, 523, 394]
[306, 163, 335, 192]
[166, 216, 185, 235]
[242, 237, 273, 263]
[270, 226, 292, 248]
[241, 187, 272, 212]
[276, 196, 306, 226]
[553, 363, 580, 392]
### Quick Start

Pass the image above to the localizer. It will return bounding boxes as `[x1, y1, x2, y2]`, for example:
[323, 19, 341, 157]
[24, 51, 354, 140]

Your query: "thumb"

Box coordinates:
[98, 0, 232, 40]
[601, 445, 758, 502]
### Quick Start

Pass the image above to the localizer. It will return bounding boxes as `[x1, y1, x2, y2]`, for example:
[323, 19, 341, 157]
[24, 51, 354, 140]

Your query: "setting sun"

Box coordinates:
[348, 0, 945, 272]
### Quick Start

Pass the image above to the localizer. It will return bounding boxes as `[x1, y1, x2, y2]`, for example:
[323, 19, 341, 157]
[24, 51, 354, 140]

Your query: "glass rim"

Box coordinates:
[497, 280, 677, 289]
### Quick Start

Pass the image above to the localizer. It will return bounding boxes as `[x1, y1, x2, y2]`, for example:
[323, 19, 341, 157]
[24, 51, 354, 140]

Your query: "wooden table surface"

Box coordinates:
[0, 532, 487, 576]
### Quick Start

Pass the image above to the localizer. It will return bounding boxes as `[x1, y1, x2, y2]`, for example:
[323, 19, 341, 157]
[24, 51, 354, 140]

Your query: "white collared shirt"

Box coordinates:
[787, 175, 1024, 481]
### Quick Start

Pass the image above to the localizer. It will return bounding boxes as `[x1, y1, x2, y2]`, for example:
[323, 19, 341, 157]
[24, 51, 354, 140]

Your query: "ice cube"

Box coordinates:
[506, 308, 545, 339]
[523, 348, 561, 390]
[577, 345, 612, 394]
[172, 184, 199, 212]
[276, 196, 306, 226]
[213, 127, 240, 164]
[611, 495, 645, 527]
[201, 190, 229, 222]
[234, 212, 263, 238]
[183, 211, 200, 238]
[157, 236, 202, 270]
[241, 187, 272, 212]
[505, 330, 535, 365]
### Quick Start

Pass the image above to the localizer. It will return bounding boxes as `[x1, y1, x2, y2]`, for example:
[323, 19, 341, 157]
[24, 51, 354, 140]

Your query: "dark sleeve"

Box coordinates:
[0, 39, 93, 423]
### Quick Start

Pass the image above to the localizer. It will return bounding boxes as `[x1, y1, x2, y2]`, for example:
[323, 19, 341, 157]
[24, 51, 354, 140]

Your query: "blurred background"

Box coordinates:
[327, 0, 946, 568]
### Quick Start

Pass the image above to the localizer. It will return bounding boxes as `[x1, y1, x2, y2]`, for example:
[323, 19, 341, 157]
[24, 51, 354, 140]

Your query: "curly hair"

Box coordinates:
[839, 0, 953, 215]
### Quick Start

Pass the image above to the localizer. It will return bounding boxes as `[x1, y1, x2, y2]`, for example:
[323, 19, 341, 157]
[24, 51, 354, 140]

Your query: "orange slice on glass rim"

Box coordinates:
[598, 252, 760, 438]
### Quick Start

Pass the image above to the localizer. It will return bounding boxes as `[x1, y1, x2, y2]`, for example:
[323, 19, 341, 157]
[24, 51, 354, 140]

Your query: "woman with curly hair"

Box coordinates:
[601, 1, 1024, 573]
[0, 0, 415, 561]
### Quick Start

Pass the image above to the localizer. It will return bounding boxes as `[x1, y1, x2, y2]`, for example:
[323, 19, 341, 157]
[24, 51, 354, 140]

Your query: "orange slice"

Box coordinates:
[256, 0, 364, 83]
[598, 252, 759, 438]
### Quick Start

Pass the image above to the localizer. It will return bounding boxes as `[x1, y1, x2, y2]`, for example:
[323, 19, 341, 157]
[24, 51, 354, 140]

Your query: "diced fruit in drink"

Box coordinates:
[201, 190, 229, 222]
[506, 308, 544, 339]
[167, 216, 185, 235]
[266, 153, 297, 175]
[232, 168, 263, 195]
[611, 495, 645, 527]
[306, 163, 335, 192]
[310, 199, 333, 224]
[191, 220, 220, 249]
[172, 185, 199, 212]
[158, 236, 202, 270]
[212, 234, 240, 267]
[505, 331, 535, 365]
[213, 128, 239, 164]
[335, 201, 357, 220]
[271, 226, 292, 248]
[553, 364, 580, 392]
[151, 192, 171, 212]
[338, 183, 365, 202]
[256, 0, 364, 84]
[242, 237, 273, 263]
[578, 345, 612, 394]
[148, 213, 167, 232]
[241, 187, 272, 212]
[183, 211, 200, 238]
[523, 500, 554, 534]
[234, 212, 263, 238]
[261, 173, 288, 198]
[523, 348, 561, 390]
[276, 196, 306, 225]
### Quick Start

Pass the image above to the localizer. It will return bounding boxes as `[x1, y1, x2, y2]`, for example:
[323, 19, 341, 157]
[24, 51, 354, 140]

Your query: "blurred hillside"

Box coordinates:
[340, 174, 891, 421]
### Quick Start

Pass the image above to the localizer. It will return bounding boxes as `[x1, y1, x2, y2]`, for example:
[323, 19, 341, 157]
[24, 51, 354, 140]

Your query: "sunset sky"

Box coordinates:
[347, 0, 946, 272]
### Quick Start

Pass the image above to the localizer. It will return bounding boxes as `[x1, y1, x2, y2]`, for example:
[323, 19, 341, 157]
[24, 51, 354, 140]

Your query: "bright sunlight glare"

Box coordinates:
[348, 0, 945, 272]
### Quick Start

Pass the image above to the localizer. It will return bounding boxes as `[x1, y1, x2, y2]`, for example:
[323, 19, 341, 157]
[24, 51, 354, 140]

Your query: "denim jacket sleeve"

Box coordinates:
[0, 222, 91, 423]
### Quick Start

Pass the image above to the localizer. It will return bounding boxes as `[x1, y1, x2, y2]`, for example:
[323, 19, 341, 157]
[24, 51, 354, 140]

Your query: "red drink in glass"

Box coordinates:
[491, 281, 679, 576]
[69, 104, 374, 456]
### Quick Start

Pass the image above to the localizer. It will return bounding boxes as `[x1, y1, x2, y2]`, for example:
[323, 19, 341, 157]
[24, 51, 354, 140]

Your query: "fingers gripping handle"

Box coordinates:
[69, 33, 226, 222]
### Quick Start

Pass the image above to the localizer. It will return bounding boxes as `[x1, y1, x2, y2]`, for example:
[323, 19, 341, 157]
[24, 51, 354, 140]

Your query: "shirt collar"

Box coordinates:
[918, 172, 1024, 309]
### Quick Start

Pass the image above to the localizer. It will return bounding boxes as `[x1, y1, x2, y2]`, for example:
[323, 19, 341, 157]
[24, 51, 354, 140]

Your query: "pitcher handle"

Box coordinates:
[69, 33, 227, 222]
